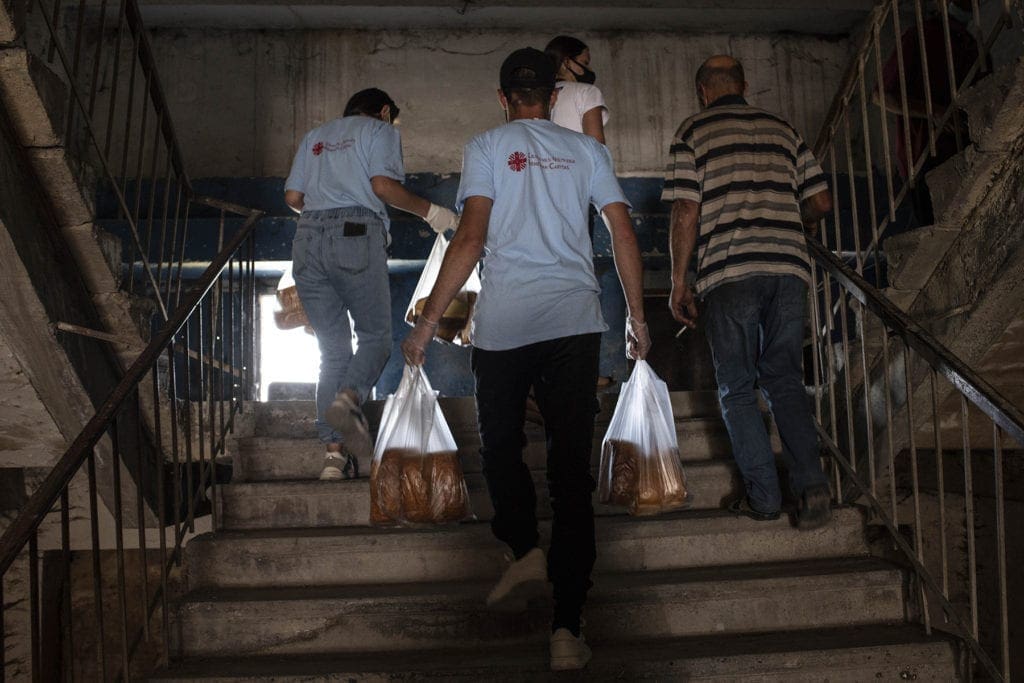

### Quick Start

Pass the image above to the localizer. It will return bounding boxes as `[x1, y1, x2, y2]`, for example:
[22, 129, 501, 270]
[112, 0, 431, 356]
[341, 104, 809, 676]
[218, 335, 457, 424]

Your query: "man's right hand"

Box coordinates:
[625, 317, 651, 360]
[425, 204, 459, 234]
[670, 282, 699, 328]
[401, 317, 438, 366]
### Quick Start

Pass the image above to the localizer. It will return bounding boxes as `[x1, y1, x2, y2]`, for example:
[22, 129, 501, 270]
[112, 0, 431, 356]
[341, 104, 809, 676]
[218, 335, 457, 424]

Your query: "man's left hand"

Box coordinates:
[625, 317, 651, 360]
[670, 282, 699, 328]
[401, 317, 438, 366]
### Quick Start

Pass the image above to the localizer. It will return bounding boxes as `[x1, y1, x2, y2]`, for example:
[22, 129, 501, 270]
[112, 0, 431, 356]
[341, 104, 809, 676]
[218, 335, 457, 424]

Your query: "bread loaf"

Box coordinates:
[599, 439, 688, 516]
[427, 451, 470, 523]
[274, 285, 311, 330]
[370, 448, 406, 525]
[407, 292, 477, 344]
[370, 448, 469, 525]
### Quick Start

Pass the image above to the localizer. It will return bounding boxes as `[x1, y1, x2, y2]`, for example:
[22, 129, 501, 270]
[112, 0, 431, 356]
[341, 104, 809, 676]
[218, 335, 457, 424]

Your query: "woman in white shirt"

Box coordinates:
[544, 36, 622, 392]
[545, 36, 609, 144]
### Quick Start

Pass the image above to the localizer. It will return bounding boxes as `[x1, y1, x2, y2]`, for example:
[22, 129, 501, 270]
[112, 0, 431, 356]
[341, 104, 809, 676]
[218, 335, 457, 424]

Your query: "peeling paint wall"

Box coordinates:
[148, 29, 849, 177]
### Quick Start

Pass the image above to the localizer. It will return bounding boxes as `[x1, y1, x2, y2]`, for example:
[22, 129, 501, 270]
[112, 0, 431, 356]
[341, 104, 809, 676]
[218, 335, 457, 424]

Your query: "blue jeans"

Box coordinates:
[292, 207, 391, 444]
[704, 275, 827, 512]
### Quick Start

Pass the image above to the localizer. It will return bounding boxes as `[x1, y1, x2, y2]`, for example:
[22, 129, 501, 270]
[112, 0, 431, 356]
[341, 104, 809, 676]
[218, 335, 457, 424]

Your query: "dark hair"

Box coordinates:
[544, 35, 588, 71]
[504, 85, 554, 112]
[343, 88, 400, 121]
[695, 59, 745, 92]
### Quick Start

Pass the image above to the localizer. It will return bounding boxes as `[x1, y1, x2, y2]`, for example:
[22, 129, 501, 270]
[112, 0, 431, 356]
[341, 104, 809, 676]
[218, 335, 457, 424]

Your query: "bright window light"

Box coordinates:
[258, 293, 321, 401]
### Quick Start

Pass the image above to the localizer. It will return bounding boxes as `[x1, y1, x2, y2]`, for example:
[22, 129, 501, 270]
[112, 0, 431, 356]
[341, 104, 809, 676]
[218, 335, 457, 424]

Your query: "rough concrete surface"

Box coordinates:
[0, 48, 63, 147]
[171, 559, 904, 658]
[185, 507, 869, 591]
[0, 333, 66, 468]
[884, 225, 962, 291]
[137, 29, 848, 176]
[149, 626, 957, 681]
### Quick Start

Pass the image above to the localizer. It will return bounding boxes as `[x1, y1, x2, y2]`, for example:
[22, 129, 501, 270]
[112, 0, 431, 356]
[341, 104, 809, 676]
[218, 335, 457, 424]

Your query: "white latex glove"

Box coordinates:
[425, 203, 459, 234]
[626, 317, 651, 360]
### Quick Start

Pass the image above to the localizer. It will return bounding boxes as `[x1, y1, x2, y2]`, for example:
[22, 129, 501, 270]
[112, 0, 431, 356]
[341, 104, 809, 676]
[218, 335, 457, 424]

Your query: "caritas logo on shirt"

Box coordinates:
[507, 150, 575, 172]
[507, 151, 528, 172]
[312, 139, 355, 156]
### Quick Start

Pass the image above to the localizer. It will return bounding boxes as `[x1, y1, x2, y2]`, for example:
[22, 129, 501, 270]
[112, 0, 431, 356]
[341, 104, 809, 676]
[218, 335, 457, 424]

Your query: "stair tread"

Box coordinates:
[225, 456, 735, 490]
[196, 505, 864, 544]
[151, 624, 955, 679]
[180, 555, 897, 606]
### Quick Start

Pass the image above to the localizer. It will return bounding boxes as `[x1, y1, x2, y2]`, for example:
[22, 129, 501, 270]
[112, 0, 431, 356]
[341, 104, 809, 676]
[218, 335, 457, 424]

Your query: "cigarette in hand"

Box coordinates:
[675, 325, 688, 338]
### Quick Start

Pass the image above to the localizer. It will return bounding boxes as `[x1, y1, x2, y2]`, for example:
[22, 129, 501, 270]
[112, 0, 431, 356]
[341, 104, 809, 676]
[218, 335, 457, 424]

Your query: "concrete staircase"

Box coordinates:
[150, 392, 961, 681]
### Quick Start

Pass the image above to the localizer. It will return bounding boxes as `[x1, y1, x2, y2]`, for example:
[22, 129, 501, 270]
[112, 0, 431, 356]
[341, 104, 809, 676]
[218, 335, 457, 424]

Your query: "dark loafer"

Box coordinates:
[727, 496, 781, 521]
[797, 486, 833, 530]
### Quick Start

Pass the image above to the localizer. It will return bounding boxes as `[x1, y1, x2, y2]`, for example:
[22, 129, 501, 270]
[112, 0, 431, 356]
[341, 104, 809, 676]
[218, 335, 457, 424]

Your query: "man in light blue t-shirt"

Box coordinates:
[401, 48, 650, 671]
[284, 88, 458, 481]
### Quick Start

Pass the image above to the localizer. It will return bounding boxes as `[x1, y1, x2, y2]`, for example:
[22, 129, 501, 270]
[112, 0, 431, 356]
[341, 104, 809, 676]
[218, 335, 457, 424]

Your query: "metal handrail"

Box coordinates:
[812, 0, 1016, 269]
[23, 0, 208, 320]
[808, 235, 1022, 679]
[0, 202, 260, 578]
[807, 3, 1021, 678]
[808, 238, 1024, 445]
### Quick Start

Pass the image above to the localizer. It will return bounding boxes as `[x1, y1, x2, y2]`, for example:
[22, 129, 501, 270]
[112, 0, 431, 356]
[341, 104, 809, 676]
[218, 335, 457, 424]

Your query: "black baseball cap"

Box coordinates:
[500, 47, 557, 90]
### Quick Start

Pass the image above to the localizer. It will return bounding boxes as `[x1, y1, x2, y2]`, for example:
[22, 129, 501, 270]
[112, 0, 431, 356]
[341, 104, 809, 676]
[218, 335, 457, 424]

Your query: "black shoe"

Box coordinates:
[727, 496, 781, 521]
[797, 486, 833, 530]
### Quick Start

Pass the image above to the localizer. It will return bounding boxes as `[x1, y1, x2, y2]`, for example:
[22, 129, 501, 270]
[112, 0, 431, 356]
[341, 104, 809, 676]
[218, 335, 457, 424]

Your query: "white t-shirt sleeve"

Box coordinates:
[578, 84, 609, 126]
[456, 136, 496, 212]
[589, 141, 629, 211]
[284, 132, 310, 193]
[367, 123, 405, 181]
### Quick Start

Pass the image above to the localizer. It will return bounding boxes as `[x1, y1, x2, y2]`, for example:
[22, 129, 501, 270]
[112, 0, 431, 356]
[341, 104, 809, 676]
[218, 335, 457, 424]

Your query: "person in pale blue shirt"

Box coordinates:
[284, 88, 458, 481]
[401, 48, 650, 672]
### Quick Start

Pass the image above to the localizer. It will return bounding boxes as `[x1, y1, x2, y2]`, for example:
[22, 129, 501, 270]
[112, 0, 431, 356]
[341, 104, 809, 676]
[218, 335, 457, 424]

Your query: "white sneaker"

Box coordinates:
[485, 547, 550, 611]
[324, 393, 374, 466]
[319, 453, 346, 481]
[550, 628, 592, 671]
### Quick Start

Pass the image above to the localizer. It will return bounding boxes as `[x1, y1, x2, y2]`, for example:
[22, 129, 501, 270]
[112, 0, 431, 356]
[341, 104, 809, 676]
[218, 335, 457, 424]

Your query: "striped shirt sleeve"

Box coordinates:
[661, 134, 700, 204]
[795, 141, 828, 201]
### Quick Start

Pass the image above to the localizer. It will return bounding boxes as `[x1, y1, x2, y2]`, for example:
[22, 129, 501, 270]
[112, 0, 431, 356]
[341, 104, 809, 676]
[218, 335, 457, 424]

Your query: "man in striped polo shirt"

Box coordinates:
[662, 55, 834, 530]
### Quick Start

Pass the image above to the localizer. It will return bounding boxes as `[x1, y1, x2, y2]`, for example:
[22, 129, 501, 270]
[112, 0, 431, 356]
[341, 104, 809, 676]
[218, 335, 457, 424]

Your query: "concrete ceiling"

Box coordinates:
[134, 0, 876, 34]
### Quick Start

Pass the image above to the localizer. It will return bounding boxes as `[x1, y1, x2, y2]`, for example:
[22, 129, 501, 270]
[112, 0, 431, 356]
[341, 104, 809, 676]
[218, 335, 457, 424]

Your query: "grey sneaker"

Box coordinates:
[550, 628, 592, 671]
[485, 547, 550, 611]
[324, 392, 374, 465]
[319, 453, 346, 481]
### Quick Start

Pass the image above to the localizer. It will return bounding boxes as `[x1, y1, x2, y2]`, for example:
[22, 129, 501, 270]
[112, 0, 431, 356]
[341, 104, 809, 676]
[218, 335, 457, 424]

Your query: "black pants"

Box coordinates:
[471, 333, 601, 631]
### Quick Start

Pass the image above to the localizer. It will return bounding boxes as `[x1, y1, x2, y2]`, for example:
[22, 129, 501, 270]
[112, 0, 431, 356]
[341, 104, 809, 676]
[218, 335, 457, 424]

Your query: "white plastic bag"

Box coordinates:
[404, 234, 481, 346]
[370, 364, 472, 526]
[598, 360, 689, 516]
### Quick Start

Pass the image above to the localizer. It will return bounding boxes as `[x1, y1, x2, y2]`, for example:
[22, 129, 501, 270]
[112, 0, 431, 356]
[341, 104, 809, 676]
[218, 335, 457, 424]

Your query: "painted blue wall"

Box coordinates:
[100, 172, 901, 398]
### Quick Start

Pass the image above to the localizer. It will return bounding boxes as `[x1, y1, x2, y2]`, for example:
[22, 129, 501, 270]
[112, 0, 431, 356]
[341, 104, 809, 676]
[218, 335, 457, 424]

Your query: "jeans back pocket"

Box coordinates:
[330, 231, 369, 273]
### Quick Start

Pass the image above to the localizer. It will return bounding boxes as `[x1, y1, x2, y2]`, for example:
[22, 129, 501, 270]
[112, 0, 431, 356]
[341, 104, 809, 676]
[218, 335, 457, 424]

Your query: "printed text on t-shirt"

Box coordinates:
[506, 150, 576, 172]
[312, 138, 355, 156]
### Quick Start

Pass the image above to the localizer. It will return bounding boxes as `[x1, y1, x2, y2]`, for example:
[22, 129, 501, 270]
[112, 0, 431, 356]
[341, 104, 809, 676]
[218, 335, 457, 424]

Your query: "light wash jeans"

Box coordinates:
[703, 275, 828, 512]
[292, 207, 391, 445]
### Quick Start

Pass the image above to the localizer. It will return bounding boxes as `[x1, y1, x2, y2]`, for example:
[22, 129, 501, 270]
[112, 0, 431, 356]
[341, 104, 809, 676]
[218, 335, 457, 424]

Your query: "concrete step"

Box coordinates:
[185, 507, 869, 591]
[883, 225, 961, 291]
[247, 391, 724, 440]
[232, 415, 731, 482]
[150, 625, 957, 681]
[217, 459, 740, 530]
[169, 557, 907, 658]
[148, 626, 954, 683]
